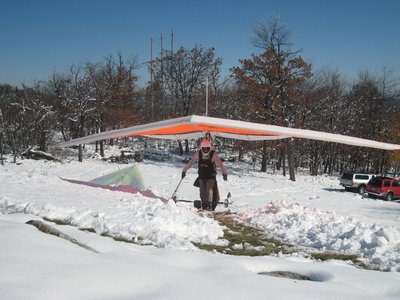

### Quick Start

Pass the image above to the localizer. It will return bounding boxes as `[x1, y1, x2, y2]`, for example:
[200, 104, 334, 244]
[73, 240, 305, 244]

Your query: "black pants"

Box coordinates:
[199, 179, 219, 211]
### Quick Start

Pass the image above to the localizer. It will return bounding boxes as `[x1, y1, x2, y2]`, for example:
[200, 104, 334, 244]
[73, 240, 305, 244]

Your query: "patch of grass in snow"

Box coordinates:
[79, 227, 96, 233]
[100, 232, 136, 244]
[194, 212, 369, 268]
[311, 252, 359, 263]
[42, 217, 97, 234]
[193, 212, 295, 256]
[310, 252, 376, 270]
[100, 232, 151, 245]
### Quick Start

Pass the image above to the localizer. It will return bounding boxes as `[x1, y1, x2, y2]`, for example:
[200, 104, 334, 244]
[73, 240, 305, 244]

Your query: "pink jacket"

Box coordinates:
[182, 149, 228, 176]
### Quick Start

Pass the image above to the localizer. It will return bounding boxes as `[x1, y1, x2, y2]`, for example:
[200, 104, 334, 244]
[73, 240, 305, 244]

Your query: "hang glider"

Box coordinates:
[57, 115, 400, 151]
[61, 166, 168, 202]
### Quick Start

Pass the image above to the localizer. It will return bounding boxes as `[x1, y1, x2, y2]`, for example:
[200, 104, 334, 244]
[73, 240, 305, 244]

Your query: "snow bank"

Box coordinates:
[244, 201, 400, 271]
[2, 213, 400, 300]
[0, 159, 223, 250]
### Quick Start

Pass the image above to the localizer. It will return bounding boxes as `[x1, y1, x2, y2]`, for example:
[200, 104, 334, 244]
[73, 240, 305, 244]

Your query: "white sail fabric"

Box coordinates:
[57, 115, 400, 151]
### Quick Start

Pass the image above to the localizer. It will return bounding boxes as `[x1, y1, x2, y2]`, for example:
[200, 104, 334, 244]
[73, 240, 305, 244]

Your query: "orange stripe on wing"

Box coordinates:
[111, 124, 280, 138]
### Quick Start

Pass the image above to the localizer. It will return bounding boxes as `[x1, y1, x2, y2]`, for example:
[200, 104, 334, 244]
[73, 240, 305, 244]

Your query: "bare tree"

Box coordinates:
[49, 65, 94, 161]
[150, 45, 222, 154]
[21, 84, 54, 152]
[86, 53, 139, 156]
[303, 68, 348, 175]
[152, 45, 222, 117]
[0, 86, 24, 162]
[252, 14, 293, 54]
[0, 83, 54, 162]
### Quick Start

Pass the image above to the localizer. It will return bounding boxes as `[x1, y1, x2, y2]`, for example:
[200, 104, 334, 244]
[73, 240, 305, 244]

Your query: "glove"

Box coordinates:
[223, 174, 228, 181]
[181, 172, 186, 179]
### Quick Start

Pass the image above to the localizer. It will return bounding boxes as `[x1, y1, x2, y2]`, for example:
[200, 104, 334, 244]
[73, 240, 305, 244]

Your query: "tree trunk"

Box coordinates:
[178, 141, 184, 155]
[100, 140, 104, 157]
[286, 139, 296, 181]
[12, 136, 17, 163]
[276, 154, 281, 171]
[0, 134, 3, 166]
[185, 139, 189, 153]
[310, 142, 319, 176]
[39, 130, 47, 152]
[78, 144, 83, 162]
[261, 141, 267, 172]
[0, 109, 3, 165]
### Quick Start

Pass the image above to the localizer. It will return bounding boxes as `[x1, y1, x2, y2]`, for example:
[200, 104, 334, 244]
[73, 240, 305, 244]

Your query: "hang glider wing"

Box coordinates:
[60, 166, 168, 202]
[61, 177, 168, 202]
[88, 165, 145, 190]
[56, 115, 400, 151]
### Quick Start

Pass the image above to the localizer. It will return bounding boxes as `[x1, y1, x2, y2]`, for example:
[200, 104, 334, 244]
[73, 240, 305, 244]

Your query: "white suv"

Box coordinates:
[340, 172, 376, 194]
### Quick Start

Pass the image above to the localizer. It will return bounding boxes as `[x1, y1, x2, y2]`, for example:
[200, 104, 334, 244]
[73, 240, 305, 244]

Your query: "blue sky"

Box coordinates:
[1, 0, 399, 87]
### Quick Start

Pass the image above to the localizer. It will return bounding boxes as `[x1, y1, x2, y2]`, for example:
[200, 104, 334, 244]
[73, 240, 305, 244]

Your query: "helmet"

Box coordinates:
[200, 139, 212, 155]
[200, 139, 211, 148]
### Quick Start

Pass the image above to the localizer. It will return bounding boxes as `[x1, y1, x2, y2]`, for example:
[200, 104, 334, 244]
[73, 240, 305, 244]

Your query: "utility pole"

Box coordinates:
[205, 77, 209, 117]
[171, 28, 174, 52]
[0, 108, 4, 166]
[170, 28, 175, 117]
[150, 38, 154, 121]
[160, 32, 164, 119]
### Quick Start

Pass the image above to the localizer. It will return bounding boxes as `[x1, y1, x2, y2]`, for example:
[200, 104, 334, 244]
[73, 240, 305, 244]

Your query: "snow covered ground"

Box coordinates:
[1, 151, 400, 299]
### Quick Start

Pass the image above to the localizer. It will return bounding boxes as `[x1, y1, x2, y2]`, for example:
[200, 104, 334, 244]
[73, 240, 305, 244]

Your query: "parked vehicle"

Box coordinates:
[340, 172, 375, 194]
[366, 176, 400, 201]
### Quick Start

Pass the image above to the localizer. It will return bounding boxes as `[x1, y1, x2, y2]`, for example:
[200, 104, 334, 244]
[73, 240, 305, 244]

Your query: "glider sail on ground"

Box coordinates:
[57, 115, 400, 151]
[61, 166, 168, 202]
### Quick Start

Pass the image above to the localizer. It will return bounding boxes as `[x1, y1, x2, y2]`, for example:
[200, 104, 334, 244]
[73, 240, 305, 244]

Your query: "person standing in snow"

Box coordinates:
[181, 139, 228, 211]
